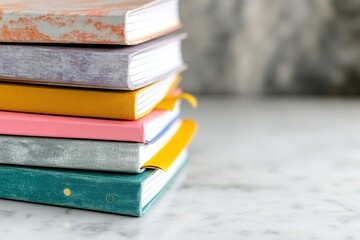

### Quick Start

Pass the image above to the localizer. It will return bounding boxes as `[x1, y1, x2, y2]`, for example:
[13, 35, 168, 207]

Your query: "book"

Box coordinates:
[0, 33, 186, 90]
[0, 150, 189, 217]
[0, 119, 197, 173]
[0, 74, 179, 120]
[0, 0, 181, 45]
[0, 103, 181, 143]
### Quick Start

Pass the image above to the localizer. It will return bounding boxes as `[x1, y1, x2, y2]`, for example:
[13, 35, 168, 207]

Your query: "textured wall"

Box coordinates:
[180, 0, 360, 95]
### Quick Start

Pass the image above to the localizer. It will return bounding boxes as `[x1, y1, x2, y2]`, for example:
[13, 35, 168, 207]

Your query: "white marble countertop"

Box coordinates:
[2, 97, 360, 239]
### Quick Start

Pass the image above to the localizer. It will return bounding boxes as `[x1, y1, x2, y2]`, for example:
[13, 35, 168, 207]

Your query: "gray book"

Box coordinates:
[0, 33, 186, 90]
[0, 120, 181, 173]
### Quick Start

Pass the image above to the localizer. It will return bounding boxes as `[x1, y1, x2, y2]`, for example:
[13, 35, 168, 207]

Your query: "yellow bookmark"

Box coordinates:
[141, 119, 197, 171]
[156, 93, 198, 111]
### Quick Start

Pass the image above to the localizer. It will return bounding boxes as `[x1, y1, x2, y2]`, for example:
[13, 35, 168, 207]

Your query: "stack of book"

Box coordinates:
[0, 0, 197, 217]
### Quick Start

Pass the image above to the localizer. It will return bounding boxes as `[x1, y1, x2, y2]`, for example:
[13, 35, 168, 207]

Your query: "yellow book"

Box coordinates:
[0, 74, 179, 120]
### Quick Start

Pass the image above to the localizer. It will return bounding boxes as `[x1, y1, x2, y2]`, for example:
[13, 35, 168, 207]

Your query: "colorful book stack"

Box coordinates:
[0, 0, 197, 217]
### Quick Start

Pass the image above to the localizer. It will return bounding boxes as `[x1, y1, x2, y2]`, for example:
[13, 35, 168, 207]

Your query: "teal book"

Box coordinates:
[0, 151, 188, 217]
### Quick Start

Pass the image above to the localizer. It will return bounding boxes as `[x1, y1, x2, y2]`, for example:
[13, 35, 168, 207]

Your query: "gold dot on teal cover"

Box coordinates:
[63, 188, 71, 196]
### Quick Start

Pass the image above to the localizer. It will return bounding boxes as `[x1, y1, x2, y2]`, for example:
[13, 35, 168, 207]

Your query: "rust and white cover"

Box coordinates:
[0, 0, 181, 45]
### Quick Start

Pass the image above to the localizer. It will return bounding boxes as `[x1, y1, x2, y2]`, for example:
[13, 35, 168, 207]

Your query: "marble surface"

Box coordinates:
[3, 97, 360, 239]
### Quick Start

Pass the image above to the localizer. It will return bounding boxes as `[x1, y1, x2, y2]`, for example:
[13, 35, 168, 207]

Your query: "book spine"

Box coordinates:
[0, 135, 142, 173]
[0, 12, 128, 44]
[0, 81, 137, 119]
[0, 112, 145, 142]
[0, 45, 130, 89]
[0, 165, 143, 216]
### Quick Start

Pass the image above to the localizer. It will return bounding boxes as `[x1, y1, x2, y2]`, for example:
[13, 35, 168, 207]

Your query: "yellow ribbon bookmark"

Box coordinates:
[141, 119, 197, 171]
[156, 93, 198, 111]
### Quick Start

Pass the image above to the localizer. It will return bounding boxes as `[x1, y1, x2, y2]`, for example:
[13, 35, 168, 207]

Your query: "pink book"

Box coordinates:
[0, 104, 180, 143]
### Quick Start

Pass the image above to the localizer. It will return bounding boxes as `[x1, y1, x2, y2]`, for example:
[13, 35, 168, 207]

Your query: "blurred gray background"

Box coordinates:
[179, 0, 360, 95]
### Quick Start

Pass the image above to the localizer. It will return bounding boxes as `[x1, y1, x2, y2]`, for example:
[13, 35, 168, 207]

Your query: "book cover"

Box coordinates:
[0, 106, 180, 143]
[0, 119, 197, 173]
[0, 74, 179, 120]
[0, 33, 186, 90]
[0, 0, 181, 45]
[0, 151, 189, 217]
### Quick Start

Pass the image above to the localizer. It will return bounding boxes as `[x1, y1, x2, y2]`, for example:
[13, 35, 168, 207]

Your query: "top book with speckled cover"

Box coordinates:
[0, 0, 181, 45]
